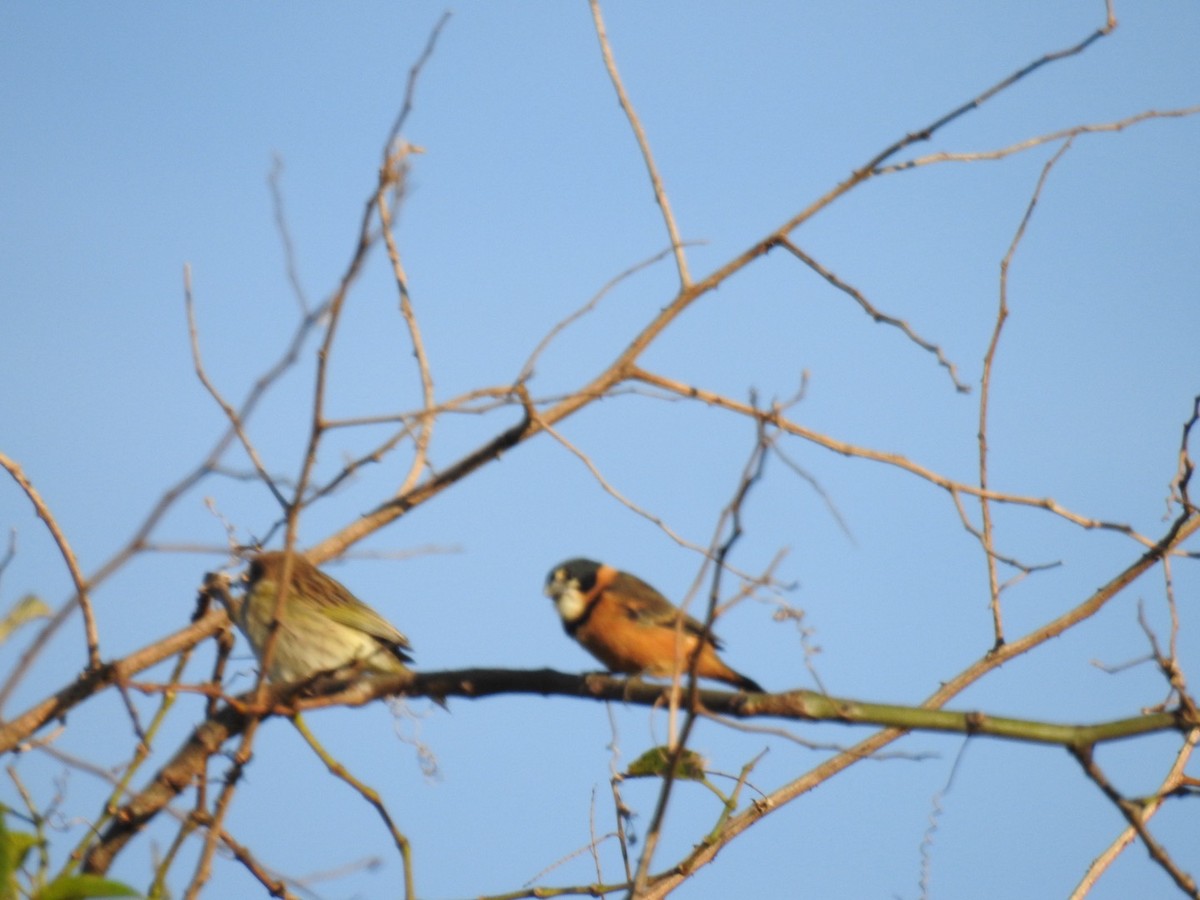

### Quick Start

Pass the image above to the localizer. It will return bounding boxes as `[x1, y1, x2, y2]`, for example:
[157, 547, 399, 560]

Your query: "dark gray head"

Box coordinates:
[545, 558, 601, 594]
[544, 558, 602, 624]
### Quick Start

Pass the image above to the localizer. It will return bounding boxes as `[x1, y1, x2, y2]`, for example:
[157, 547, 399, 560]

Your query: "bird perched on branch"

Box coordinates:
[231, 551, 414, 683]
[544, 558, 763, 693]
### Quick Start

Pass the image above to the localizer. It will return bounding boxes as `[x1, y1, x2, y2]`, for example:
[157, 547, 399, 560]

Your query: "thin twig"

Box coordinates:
[605, 704, 634, 885]
[302, 421, 416, 507]
[878, 106, 1200, 174]
[947, 489, 1061, 576]
[0, 452, 101, 671]
[535, 416, 707, 556]
[0, 247, 329, 714]
[518, 245, 691, 383]
[307, 391, 535, 562]
[639, 510, 1200, 897]
[0, 529, 16, 583]
[304, 0, 1168, 565]
[1168, 395, 1200, 514]
[187, 19, 454, 890]
[0, 607, 229, 756]
[268, 155, 311, 314]
[185, 265, 288, 510]
[588, 0, 690, 288]
[292, 714, 416, 900]
[376, 144, 436, 498]
[323, 384, 515, 429]
[1069, 744, 1200, 898]
[1070, 729, 1200, 898]
[867, 11, 1117, 176]
[981, 139, 1075, 646]
[777, 237, 969, 393]
[218, 828, 300, 899]
[182, 718, 266, 898]
[632, 417, 772, 896]
[918, 740, 972, 900]
[382, 12, 452, 155]
[630, 367, 1157, 547]
[66, 648, 193, 880]
[476, 882, 631, 900]
[43, 741, 298, 899]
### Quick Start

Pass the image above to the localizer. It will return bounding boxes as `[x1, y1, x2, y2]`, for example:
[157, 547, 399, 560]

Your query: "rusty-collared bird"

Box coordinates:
[544, 558, 763, 692]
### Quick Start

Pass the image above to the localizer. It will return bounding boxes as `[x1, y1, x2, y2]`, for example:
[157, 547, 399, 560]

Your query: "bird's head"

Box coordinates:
[545, 557, 602, 623]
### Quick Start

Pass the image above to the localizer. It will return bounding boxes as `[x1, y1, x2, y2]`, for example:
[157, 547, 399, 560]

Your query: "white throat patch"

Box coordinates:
[550, 581, 588, 625]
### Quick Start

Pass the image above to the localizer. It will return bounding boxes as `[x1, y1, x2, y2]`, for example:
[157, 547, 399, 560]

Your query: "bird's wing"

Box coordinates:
[317, 581, 413, 652]
[610, 571, 723, 648]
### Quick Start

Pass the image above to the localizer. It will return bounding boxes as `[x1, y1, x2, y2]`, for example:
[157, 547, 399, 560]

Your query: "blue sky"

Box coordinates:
[2, 3, 1199, 898]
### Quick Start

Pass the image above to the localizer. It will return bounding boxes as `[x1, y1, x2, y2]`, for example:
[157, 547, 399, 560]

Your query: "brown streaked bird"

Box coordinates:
[231, 551, 414, 683]
[544, 558, 763, 692]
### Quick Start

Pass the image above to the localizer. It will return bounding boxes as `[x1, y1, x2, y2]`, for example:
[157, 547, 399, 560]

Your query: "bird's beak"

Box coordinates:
[202, 571, 241, 616]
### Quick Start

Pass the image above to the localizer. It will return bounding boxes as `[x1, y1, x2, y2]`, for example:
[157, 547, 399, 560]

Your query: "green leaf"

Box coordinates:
[5, 829, 40, 869]
[625, 746, 708, 781]
[1, 806, 42, 887]
[37, 874, 141, 900]
[0, 594, 52, 643]
[0, 807, 17, 897]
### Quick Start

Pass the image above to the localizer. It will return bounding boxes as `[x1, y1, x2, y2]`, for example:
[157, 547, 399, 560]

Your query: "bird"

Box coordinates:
[230, 551, 414, 683]
[544, 558, 763, 693]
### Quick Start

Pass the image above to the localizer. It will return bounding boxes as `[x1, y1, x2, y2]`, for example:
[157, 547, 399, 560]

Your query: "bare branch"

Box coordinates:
[980, 138, 1075, 646]
[778, 238, 969, 393]
[536, 416, 708, 556]
[865, 12, 1117, 175]
[381, 12, 452, 156]
[639, 509, 1200, 895]
[71, 503, 1200, 880]
[376, 143, 436, 498]
[878, 106, 1200, 175]
[1168, 395, 1200, 514]
[518, 245, 689, 384]
[1069, 744, 1200, 898]
[292, 714, 416, 899]
[0, 239, 329, 714]
[630, 367, 1158, 546]
[1070, 729, 1200, 898]
[185, 265, 288, 510]
[587, 0, 690, 287]
[307, 393, 535, 563]
[268, 155, 310, 315]
[0, 452, 100, 670]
